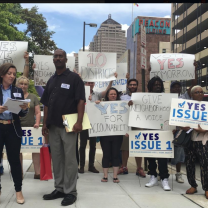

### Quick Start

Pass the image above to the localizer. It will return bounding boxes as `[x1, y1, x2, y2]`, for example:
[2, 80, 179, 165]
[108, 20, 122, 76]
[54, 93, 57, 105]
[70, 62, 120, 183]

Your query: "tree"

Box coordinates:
[21, 6, 57, 55]
[0, 3, 25, 41]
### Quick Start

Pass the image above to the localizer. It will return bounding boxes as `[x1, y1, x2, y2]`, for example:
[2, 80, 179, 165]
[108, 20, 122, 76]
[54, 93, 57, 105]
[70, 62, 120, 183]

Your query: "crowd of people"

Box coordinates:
[0, 48, 207, 206]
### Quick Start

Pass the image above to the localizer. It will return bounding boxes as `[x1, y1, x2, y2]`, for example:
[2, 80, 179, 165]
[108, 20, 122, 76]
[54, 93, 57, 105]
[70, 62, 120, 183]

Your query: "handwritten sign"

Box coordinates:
[3, 127, 43, 153]
[169, 98, 208, 130]
[129, 130, 174, 158]
[87, 101, 129, 137]
[150, 53, 195, 81]
[93, 63, 127, 92]
[79, 52, 117, 82]
[34, 55, 75, 86]
[128, 93, 177, 130]
[0, 41, 28, 72]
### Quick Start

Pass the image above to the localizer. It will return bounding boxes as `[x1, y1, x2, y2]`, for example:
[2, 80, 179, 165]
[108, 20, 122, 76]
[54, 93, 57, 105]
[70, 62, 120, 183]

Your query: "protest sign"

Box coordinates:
[34, 55, 75, 86]
[169, 98, 208, 130]
[128, 93, 177, 130]
[79, 52, 117, 82]
[93, 63, 127, 92]
[85, 86, 90, 103]
[150, 53, 195, 81]
[0, 41, 28, 72]
[87, 101, 130, 137]
[3, 127, 43, 153]
[129, 130, 174, 158]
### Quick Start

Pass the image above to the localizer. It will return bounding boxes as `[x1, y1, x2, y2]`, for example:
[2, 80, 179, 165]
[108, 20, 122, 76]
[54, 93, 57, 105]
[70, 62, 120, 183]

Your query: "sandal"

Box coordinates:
[101, 177, 108, 182]
[186, 187, 197, 194]
[113, 178, 120, 183]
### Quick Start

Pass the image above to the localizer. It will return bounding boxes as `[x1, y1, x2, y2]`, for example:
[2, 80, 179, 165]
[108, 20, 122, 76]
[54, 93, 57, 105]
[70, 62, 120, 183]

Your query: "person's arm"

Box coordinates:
[72, 100, 85, 132]
[34, 105, 41, 128]
[23, 52, 29, 78]
[42, 106, 49, 136]
[100, 72, 118, 98]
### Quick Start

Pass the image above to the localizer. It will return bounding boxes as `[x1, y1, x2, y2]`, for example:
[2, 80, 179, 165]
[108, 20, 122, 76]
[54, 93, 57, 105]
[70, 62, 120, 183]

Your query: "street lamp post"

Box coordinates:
[83, 22, 97, 51]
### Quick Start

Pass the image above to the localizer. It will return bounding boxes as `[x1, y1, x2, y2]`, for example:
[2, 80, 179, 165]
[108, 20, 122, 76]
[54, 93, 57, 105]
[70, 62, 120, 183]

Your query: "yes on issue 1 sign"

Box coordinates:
[129, 130, 174, 158]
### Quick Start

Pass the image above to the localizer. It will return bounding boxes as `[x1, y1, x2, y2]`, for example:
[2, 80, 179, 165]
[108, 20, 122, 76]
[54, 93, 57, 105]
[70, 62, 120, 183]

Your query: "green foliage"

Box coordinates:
[21, 6, 57, 55]
[0, 3, 25, 41]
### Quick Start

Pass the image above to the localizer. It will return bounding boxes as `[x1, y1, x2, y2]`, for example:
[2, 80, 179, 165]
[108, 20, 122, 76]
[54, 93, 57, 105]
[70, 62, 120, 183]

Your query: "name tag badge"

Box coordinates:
[61, 83, 70, 89]
[13, 93, 22, 98]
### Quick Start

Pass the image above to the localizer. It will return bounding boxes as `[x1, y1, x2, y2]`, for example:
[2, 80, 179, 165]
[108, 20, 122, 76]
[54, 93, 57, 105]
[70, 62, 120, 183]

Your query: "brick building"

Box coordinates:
[127, 16, 171, 92]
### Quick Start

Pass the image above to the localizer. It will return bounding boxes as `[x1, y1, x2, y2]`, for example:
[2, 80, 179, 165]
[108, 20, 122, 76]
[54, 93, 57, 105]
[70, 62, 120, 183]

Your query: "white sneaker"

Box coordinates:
[175, 172, 184, 183]
[145, 175, 158, 187]
[161, 178, 171, 191]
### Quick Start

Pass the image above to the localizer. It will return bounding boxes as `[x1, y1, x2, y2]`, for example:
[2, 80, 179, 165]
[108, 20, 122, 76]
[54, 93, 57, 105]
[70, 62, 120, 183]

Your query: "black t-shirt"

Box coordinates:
[41, 68, 85, 128]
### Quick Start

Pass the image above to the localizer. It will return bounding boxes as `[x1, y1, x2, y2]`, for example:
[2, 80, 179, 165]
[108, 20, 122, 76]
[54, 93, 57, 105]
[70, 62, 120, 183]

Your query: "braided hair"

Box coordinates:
[147, 76, 164, 92]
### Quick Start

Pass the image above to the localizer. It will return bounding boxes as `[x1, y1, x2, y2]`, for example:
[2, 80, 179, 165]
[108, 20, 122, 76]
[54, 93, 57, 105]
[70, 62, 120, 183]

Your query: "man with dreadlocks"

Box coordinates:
[145, 76, 171, 191]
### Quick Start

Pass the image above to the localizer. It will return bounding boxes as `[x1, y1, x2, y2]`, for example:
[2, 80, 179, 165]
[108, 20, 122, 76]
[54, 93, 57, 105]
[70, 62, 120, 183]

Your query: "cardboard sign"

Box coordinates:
[3, 127, 43, 153]
[0, 41, 28, 72]
[150, 53, 195, 81]
[93, 63, 127, 92]
[129, 130, 174, 158]
[169, 98, 208, 130]
[34, 55, 75, 86]
[128, 93, 177, 130]
[79, 52, 117, 82]
[87, 101, 130, 137]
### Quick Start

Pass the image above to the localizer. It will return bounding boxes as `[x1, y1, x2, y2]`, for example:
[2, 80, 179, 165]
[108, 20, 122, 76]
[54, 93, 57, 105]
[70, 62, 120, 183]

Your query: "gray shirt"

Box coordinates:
[91, 91, 102, 102]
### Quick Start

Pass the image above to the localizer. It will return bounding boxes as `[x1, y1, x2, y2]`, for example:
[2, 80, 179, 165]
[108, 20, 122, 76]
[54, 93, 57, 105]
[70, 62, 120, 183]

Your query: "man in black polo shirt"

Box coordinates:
[41, 49, 85, 206]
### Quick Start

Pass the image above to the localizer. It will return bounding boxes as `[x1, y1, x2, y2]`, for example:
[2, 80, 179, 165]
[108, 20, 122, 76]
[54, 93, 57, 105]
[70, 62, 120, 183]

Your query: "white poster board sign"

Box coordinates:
[79, 52, 117, 82]
[128, 93, 177, 130]
[93, 63, 127, 92]
[150, 53, 195, 81]
[87, 101, 129, 137]
[0, 41, 28, 72]
[34, 55, 75, 86]
[3, 127, 43, 153]
[141, 47, 146, 69]
[169, 98, 208, 130]
[129, 130, 174, 158]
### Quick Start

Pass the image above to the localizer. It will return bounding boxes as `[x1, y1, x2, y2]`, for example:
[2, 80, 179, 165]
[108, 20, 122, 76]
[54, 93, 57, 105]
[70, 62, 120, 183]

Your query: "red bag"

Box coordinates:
[40, 146, 53, 180]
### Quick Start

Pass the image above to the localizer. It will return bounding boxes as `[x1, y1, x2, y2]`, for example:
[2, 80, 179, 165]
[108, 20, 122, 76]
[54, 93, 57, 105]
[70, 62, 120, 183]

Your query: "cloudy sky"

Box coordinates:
[20, 3, 171, 56]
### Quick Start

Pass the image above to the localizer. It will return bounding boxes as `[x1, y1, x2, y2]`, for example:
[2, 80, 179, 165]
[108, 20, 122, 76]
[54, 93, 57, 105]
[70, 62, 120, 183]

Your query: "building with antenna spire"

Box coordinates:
[89, 14, 126, 60]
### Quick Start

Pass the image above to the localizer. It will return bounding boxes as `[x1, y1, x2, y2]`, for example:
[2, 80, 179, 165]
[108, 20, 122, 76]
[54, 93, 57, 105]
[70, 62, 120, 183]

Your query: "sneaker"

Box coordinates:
[117, 166, 128, 175]
[175, 172, 184, 183]
[136, 167, 146, 178]
[145, 175, 158, 187]
[161, 178, 171, 191]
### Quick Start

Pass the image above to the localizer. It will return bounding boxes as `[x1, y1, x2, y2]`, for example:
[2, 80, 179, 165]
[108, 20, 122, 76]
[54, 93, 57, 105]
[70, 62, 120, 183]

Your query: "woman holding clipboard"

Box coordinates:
[0, 63, 28, 204]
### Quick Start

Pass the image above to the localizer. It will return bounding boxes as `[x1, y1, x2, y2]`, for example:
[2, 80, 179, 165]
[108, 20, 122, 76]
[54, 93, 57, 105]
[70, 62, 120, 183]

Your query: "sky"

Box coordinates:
[20, 3, 171, 56]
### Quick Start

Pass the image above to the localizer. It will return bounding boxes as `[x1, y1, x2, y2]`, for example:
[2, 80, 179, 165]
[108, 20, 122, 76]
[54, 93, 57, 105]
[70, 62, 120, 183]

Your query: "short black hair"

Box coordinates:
[147, 76, 164, 92]
[104, 87, 121, 101]
[54, 48, 67, 58]
[128, 79, 138, 86]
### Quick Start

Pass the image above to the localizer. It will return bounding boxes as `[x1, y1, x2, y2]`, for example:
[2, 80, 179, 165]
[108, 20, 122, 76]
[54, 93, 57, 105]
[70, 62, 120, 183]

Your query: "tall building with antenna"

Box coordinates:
[89, 14, 126, 60]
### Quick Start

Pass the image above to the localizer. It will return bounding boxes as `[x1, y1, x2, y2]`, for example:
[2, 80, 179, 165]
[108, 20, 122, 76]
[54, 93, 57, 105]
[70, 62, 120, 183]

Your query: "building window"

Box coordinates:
[162, 49, 166, 53]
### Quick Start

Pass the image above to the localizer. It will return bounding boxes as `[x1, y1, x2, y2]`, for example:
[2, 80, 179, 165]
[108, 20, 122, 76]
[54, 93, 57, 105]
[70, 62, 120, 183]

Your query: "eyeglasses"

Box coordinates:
[129, 84, 137, 86]
[193, 91, 205, 95]
[53, 55, 65, 59]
